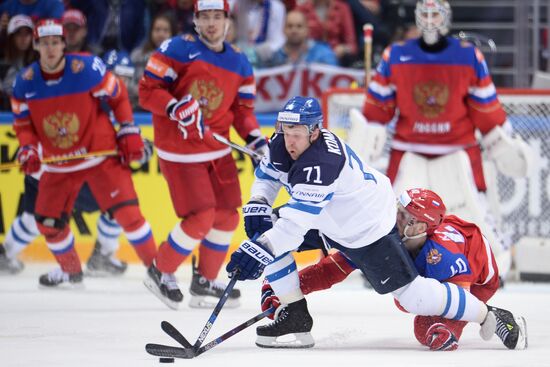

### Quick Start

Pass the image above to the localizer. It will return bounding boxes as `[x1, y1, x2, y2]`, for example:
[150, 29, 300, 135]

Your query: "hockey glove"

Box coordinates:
[167, 94, 204, 140]
[260, 279, 281, 320]
[17, 145, 41, 175]
[242, 199, 273, 239]
[116, 123, 144, 165]
[425, 323, 459, 351]
[226, 238, 274, 281]
[245, 132, 269, 167]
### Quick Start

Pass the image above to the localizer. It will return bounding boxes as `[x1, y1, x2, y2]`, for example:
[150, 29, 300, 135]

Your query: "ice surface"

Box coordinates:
[1, 264, 548, 367]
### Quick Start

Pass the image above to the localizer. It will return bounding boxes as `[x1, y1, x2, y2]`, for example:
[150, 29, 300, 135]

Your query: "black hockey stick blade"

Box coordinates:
[161, 320, 193, 349]
[145, 343, 195, 359]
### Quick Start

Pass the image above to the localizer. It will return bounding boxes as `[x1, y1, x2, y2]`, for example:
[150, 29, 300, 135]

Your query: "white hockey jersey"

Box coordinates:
[252, 129, 397, 257]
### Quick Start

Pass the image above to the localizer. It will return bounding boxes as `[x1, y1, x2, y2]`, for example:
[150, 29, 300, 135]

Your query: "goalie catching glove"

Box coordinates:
[482, 124, 535, 178]
[167, 94, 204, 140]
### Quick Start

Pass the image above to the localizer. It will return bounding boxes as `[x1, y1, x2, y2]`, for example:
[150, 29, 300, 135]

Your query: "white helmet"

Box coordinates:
[415, 0, 451, 45]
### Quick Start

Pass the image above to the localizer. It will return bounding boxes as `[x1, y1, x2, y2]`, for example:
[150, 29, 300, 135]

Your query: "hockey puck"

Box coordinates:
[159, 357, 175, 363]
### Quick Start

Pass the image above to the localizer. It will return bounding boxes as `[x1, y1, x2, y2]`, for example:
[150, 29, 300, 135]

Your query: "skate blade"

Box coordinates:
[188, 295, 240, 309]
[255, 333, 315, 349]
[479, 311, 496, 341]
[143, 278, 180, 310]
[85, 267, 126, 278]
[515, 316, 528, 350]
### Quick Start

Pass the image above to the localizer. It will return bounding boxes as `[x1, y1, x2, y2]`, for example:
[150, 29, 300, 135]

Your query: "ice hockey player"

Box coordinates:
[138, 0, 268, 309]
[261, 188, 515, 351]
[226, 95, 527, 350]
[9, 18, 158, 287]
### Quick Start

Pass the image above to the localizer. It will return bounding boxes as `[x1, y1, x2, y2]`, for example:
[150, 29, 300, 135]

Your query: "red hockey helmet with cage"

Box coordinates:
[34, 19, 65, 40]
[398, 188, 446, 234]
[194, 0, 230, 15]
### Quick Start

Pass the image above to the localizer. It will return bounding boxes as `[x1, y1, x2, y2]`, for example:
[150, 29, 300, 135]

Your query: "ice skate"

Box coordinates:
[86, 240, 128, 277]
[188, 255, 241, 308]
[38, 268, 84, 289]
[480, 305, 528, 350]
[0, 245, 24, 275]
[256, 298, 314, 348]
[144, 263, 183, 310]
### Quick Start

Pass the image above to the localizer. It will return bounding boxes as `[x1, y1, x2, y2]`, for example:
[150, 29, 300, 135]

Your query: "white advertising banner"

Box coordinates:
[254, 63, 365, 112]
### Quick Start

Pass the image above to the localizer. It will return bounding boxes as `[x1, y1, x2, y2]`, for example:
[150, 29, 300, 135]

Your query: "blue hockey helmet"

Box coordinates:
[102, 49, 135, 78]
[276, 96, 323, 133]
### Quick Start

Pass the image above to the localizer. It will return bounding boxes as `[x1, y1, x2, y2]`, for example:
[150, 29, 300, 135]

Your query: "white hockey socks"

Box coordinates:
[5, 212, 39, 259]
[393, 276, 488, 324]
[264, 253, 304, 304]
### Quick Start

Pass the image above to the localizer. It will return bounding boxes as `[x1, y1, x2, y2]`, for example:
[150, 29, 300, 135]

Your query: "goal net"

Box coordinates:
[322, 88, 550, 244]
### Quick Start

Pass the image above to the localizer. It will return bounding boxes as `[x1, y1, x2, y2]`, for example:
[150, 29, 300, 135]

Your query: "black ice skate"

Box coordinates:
[188, 255, 241, 308]
[38, 268, 84, 288]
[86, 240, 128, 277]
[480, 305, 528, 350]
[0, 245, 24, 275]
[256, 298, 314, 348]
[143, 263, 183, 310]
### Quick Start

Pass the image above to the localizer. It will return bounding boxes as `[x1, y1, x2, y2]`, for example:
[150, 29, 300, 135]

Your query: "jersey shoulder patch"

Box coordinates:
[415, 239, 471, 281]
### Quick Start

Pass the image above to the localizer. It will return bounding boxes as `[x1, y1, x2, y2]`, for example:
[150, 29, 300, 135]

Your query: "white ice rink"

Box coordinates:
[1, 264, 549, 367]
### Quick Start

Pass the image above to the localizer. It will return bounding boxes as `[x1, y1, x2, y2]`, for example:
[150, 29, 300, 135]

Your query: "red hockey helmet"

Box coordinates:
[194, 0, 230, 15]
[34, 19, 65, 40]
[398, 188, 446, 234]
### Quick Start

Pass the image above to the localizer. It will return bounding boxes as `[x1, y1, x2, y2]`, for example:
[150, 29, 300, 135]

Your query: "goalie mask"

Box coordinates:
[415, 0, 451, 45]
[398, 188, 446, 241]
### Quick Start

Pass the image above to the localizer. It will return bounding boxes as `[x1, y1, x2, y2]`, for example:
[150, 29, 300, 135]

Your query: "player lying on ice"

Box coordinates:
[225, 95, 528, 350]
[261, 188, 510, 351]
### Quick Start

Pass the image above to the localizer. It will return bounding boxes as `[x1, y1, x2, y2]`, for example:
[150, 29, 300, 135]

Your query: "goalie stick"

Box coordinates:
[212, 132, 262, 160]
[146, 308, 273, 359]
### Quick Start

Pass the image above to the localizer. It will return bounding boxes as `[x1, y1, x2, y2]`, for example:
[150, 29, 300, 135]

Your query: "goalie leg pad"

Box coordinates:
[392, 151, 429, 196]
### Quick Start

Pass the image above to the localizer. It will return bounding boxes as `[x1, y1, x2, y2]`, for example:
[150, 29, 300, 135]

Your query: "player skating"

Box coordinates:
[226, 95, 527, 350]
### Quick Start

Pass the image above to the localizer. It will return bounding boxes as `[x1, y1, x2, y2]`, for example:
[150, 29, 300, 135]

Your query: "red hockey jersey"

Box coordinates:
[139, 35, 259, 162]
[11, 54, 132, 172]
[363, 37, 506, 156]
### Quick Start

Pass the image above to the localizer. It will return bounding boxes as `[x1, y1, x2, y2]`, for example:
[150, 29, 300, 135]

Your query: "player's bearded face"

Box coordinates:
[195, 10, 227, 46]
[36, 36, 65, 72]
[280, 123, 318, 160]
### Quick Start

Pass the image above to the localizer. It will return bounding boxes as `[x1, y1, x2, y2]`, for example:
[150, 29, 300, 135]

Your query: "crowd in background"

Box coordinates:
[0, 0, 421, 111]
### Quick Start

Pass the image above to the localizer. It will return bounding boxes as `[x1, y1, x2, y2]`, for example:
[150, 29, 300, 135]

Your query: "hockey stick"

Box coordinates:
[212, 132, 262, 160]
[161, 321, 193, 349]
[363, 23, 373, 87]
[145, 308, 273, 359]
[0, 149, 118, 170]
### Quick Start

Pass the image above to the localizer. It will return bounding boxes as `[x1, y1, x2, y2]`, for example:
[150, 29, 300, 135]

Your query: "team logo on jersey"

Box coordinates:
[413, 81, 449, 118]
[22, 67, 34, 80]
[189, 80, 223, 119]
[426, 248, 442, 265]
[71, 59, 85, 74]
[43, 111, 80, 149]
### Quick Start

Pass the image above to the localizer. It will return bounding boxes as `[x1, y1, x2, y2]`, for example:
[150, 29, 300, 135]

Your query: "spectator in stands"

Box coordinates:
[1, 14, 37, 97]
[346, 0, 391, 65]
[0, 0, 64, 22]
[68, 0, 146, 54]
[130, 12, 176, 110]
[259, 9, 337, 67]
[235, 0, 286, 67]
[297, 0, 357, 66]
[62, 9, 97, 54]
[172, 0, 195, 35]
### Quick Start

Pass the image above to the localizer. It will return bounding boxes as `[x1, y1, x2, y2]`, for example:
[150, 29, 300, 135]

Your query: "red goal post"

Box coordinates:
[321, 87, 550, 245]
